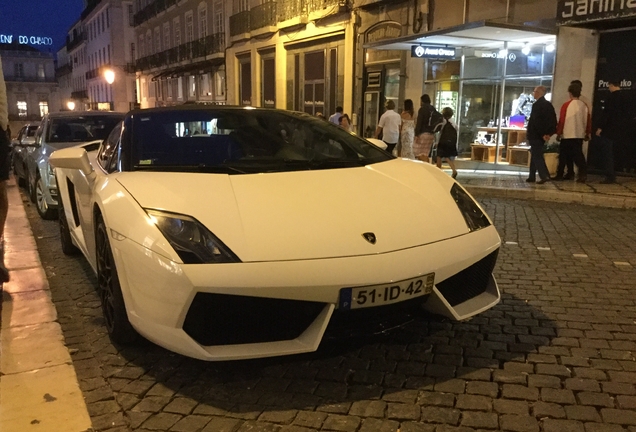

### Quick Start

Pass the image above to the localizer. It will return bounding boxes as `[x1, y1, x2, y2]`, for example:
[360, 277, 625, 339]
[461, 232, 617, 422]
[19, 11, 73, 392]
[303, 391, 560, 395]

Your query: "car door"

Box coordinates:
[12, 127, 27, 176]
[26, 117, 47, 192]
[69, 122, 123, 263]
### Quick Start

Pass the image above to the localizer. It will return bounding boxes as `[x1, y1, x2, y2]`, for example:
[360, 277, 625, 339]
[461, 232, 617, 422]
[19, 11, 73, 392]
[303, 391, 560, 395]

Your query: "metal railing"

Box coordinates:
[229, 10, 251, 37]
[86, 68, 100, 80]
[71, 90, 88, 99]
[55, 64, 73, 78]
[135, 33, 225, 72]
[278, 0, 305, 22]
[251, 1, 277, 30]
[4, 75, 57, 83]
[66, 32, 86, 51]
[133, 0, 179, 26]
[307, 0, 343, 10]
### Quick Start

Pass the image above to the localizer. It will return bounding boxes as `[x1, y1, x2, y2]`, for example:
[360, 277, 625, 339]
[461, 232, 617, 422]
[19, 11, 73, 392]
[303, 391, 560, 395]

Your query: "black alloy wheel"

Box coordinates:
[35, 175, 57, 220]
[95, 215, 138, 344]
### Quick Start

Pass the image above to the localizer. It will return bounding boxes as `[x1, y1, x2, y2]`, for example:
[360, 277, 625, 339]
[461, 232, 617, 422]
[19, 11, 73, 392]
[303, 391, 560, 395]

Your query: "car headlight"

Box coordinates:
[450, 183, 491, 232]
[145, 209, 241, 264]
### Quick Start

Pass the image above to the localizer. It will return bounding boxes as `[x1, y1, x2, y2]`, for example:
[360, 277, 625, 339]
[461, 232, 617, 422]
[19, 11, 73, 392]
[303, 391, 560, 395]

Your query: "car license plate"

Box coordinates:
[339, 273, 435, 310]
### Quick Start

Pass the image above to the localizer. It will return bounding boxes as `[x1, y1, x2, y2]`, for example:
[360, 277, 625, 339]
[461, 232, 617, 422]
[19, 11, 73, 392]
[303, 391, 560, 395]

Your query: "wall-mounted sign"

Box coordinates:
[365, 21, 402, 64]
[411, 45, 456, 59]
[0, 34, 53, 46]
[474, 50, 517, 62]
[557, 0, 636, 25]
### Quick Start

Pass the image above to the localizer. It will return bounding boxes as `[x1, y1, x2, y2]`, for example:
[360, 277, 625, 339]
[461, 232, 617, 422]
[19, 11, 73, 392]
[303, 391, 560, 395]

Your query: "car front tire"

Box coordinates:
[35, 175, 57, 220]
[95, 215, 138, 344]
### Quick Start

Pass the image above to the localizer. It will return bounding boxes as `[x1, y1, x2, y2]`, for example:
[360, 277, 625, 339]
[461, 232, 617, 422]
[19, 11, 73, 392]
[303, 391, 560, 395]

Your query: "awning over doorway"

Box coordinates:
[363, 20, 556, 51]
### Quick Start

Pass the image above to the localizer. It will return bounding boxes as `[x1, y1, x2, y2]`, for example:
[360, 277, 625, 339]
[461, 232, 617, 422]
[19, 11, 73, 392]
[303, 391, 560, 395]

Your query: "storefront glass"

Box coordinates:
[428, 46, 555, 165]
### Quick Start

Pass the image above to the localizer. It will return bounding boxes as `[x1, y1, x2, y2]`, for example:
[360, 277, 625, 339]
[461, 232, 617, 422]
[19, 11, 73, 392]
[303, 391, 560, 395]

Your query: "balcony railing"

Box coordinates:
[86, 68, 100, 80]
[81, 0, 102, 19]
[229, 0, 345, 36]
[4, 75, 57, 83]
[229, 10, 251, 37]
[133, 0, 179, 27]
[66, 32, 86, 51]
[251, 1, 277, 30]
[135, 33, 225, 72]
[71, 90, 88, 99]
[55, 64, 73, 78]
[278, 0, 305, 22]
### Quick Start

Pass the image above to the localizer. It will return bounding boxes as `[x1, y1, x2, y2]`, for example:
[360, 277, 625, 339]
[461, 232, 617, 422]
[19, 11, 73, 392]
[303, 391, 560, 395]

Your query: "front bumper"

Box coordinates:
[111, 225, 501, 361]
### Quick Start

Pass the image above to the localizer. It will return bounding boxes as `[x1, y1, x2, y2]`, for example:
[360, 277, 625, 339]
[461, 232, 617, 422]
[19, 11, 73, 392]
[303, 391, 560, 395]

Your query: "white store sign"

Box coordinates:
[0, 34, 53, 46]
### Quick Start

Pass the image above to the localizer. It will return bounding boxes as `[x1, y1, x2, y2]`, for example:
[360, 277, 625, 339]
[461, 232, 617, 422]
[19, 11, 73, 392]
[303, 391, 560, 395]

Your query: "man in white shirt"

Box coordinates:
[329, 106, 343, 125]
[554, 83, 589, 182]
[375, 100, 401, 154]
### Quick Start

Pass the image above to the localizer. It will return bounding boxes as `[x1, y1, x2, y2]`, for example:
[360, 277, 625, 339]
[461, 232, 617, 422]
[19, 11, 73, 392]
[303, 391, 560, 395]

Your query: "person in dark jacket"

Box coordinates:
[595, 80, 632, 183]
[526, 86, 557, 184]
[413, 94, 436, 162]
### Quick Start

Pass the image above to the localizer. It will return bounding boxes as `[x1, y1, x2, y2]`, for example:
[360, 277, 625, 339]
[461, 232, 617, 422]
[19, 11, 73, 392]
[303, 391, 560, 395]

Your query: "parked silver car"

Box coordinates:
[11, 123, 40, 187]
[26, 111, 124, 219]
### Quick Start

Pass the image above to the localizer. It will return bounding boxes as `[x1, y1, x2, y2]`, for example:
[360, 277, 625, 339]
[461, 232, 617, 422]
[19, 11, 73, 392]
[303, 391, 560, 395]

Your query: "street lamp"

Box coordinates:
[67, 101, 75, 110]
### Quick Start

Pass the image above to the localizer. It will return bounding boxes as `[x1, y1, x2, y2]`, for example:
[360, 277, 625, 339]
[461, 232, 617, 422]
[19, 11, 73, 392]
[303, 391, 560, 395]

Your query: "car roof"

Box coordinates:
[46, 111, 126, 119]
[127, 105, 294, 116]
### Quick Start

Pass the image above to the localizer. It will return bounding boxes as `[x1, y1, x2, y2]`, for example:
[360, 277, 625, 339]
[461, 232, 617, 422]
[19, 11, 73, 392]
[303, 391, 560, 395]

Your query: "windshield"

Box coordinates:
[47, 115, 123, 143]
[130, 109, 392, 174]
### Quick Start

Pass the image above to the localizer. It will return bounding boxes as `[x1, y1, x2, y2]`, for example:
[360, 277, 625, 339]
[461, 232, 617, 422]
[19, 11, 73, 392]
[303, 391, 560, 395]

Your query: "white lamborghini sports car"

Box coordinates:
[50, 106, 501, 361]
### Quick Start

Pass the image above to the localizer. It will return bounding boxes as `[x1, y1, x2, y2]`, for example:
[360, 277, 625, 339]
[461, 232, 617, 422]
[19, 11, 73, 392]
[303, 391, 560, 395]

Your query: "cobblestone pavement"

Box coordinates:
[23, 192, 636, 432]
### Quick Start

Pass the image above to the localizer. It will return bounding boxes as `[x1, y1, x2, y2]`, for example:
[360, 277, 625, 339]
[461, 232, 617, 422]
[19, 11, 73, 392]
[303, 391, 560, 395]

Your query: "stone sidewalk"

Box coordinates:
[0, 170, 635, 432]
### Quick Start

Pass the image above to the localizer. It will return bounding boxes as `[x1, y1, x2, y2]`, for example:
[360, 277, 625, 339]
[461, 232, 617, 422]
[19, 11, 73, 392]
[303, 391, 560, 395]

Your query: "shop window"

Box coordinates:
[214, 69, 225, 98]
[200, 73, 211, 96]
[17, 101, 27, 117]
[39, 101, 48, 117]
[239, 58, 251, 106]
[261, 57, 275, 108]
[303, 50, 325, 115]
[188, 75, 196, 98]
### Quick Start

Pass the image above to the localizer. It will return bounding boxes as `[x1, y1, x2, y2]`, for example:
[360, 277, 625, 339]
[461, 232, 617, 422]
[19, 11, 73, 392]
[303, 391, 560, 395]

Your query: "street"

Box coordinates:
[23, 192, 636, 432]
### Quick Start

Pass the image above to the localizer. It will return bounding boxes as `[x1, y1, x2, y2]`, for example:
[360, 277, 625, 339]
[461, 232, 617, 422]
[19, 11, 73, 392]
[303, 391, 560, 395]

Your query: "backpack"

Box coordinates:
[438, 121, 458, 146]
[428, 108, 444, 133]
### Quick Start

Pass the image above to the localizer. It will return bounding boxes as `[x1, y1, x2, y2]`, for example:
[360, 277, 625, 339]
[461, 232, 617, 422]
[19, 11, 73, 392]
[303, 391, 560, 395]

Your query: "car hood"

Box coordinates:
[116, 159, 470, 262]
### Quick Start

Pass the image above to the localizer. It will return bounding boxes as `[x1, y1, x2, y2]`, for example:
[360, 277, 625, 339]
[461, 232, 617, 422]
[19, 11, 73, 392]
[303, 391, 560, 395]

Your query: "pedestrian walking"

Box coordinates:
[338, 113, 352, 132]
[375, 100, 401, 155]
[554, 83, 589, 182]
[435, 107, 459, 179]
[329, 106, 343, 125]
[399, 99, 415, 158]
[0, 55, 11, 282]
[414, 94, 442, 163]
[526, 85, 557, 184]
[595, 79, 632, 183]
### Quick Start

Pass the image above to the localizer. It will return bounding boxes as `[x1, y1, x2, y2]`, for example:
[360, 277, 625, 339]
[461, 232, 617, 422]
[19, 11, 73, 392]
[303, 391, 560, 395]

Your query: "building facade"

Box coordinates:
[0, 42, 60, 132]
[64, 0, 137, 113]
[132, 0, 227, 108]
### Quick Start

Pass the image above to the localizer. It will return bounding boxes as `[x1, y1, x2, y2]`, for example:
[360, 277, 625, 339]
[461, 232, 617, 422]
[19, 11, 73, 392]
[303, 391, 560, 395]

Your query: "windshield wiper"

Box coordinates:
[134, 164, 248, 174]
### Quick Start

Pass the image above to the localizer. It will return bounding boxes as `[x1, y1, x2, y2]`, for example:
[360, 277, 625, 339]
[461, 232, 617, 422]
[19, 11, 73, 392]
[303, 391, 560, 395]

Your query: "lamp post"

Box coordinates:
[104, 68, 115, 111]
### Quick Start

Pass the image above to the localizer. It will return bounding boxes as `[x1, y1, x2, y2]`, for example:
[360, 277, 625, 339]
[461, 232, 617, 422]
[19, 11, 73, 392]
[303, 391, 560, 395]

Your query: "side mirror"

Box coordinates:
[49, 147, 95, 177]
[366, 138, 388, 150]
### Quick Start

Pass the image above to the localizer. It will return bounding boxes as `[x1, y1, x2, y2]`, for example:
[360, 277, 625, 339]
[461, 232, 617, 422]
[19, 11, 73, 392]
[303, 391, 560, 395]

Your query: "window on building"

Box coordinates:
[198, 4, 208, 39]
[163, 22, 170, 50]
[200, 73, 210, 96]
[214, 0, 224, 34]
[131, 43, 136, 62]
[177, 76, 184, 100]
[214, 68, 225, 97]
[17, 101, 27, 117]
[37, 64, 45, 80]
[102, 12, 105, 32]
[235, 0, 249, 13]
[173, 17, 181, 46]
[139, 35, 145, 57]
[146, 30, 152, 54]
[154, 27, 161, 53]
[106, 7, 109, 28]
[185, 11, 194, 43]
[188, 75, 196, 98]
[108, 44, 111, 63]
[128, 4, 134, 26]
[14, 63, 24, 78]
[39, 101, 49, 117]
[167, 78, 173, 99]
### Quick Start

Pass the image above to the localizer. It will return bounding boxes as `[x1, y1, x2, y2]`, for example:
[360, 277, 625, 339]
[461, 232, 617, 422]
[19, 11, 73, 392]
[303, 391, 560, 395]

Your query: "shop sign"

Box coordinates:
[474, 50, 517, 62]
[411, 45, 456, 59]
[0, 34, 53, 45]
[365, 21, 402, 64]
[557, 0, 636, 25]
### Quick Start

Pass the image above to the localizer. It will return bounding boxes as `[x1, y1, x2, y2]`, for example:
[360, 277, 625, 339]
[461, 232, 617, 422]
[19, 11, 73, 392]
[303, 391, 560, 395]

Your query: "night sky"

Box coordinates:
[0, 0, 85, 53]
